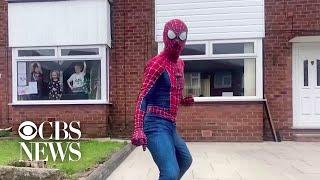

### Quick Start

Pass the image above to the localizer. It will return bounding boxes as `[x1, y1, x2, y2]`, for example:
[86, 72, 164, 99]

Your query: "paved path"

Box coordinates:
[108, 142, 320, 180]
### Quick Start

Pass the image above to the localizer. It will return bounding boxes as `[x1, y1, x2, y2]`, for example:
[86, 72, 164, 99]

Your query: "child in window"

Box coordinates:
[31, 62, 44, 99]
[67, 62, 87, 94]
[48, 70, 62, 100]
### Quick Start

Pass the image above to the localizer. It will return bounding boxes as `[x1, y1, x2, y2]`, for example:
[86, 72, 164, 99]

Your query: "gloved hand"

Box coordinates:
[181, 96, 194, 106]
[131, 128, 147, 151]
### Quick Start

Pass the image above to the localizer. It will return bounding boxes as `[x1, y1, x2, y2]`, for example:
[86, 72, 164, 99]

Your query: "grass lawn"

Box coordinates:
[0, 139, 126, 176]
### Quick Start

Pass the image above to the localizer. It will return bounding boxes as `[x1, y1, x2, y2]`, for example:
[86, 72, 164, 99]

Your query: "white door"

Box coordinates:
[293, 43, 320, 128]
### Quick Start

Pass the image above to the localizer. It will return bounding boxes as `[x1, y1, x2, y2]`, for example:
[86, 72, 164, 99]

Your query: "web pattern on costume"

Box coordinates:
[133, 58, 165, 130]
[131, 19, 194, 148]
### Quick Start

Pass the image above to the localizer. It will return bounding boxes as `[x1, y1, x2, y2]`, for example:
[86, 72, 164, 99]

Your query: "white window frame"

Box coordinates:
[158, 39, 263, 102]
[12, 45, 109, 105]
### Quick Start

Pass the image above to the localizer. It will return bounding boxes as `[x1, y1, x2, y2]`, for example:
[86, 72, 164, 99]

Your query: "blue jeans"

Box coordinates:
[143, 115, 193, 180]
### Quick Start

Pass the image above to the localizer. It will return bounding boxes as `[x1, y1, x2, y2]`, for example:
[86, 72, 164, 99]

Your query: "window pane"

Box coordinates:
[317, 60, 320, 86]
[61, 48, 99, 56]
[18, 49, 55, 57]
[184, 59, 256, 97]
[304, 60, 308, 86]
[181, 44, 206, 56]
[212, 42, 254, 54]
[17, 60, 101, 101]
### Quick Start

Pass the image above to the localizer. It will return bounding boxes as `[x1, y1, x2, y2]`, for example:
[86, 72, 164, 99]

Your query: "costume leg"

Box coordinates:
[143, 116, 182, 180]
[173, 131, 193, 179]
[146, 130, 180, 180]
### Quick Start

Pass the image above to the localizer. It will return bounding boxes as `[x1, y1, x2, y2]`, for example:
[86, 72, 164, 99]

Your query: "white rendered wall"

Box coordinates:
[155, 0, 265, 42]
[8, 0, 111, 47]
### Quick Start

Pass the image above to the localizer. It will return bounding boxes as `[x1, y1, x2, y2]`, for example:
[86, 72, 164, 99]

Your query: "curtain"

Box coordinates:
[184, 73, 201, 97]
[244, 58, 256, 96]
[201, 77, 210, 97]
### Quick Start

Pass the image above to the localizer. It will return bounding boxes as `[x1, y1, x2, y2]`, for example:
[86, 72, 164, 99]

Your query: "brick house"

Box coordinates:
[0, 0, 319, 141]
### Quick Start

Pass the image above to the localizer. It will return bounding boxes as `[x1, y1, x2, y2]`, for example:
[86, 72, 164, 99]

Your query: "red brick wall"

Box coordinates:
[264, 0, 320, 140]
[108, 0, 156, 138]
[7, 83, 111, 138]
[10, 105, 110, 138]
[0, 0, 8, 128]
[177, 102, 264, 141]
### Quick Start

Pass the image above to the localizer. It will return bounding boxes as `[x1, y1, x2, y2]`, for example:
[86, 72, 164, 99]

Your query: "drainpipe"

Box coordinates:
[122, 0, 128, 131]
[5, 2, 10, 127]
[107, 0, 114, 137]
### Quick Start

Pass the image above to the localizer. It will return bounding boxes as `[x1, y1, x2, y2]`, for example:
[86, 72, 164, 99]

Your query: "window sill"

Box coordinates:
[194, 97, 264, 102]
[9, 100, 112, 106]
[292, 126, 320, 129]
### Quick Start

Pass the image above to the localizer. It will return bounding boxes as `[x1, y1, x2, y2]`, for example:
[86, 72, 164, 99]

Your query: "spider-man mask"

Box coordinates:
[163, 19, 188, 61]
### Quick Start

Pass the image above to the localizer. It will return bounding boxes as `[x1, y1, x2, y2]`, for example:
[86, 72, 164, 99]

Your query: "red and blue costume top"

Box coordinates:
[131, 19, 194, 150]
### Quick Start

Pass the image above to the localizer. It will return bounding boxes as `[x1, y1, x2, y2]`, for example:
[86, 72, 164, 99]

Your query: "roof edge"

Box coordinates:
[7, 0, 68, 3]
[290, 36, 320, 43]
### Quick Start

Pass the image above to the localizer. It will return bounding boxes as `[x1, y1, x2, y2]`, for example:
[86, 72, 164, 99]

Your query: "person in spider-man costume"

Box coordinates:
[131, 19, 194, 180]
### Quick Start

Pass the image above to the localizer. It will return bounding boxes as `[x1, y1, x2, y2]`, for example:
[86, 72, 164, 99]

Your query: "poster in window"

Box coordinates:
[17, 62, 27, 86]
[17, 62, 27, 74]
[18, 86, 28, 95]
[17, 82, 38, 95]
[28, 82, 38, 94]
[17, 73, 27, 86]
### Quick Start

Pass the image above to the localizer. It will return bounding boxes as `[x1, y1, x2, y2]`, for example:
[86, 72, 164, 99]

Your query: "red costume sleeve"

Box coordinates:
[131, 57, 165, 148]
[134, 58, 165, 129]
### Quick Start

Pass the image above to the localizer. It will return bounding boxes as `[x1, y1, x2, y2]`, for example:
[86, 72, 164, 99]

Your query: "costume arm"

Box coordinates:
[181, 96, 194, 105]
[131, 58, 164, 150]
[133, 59, 164, 130]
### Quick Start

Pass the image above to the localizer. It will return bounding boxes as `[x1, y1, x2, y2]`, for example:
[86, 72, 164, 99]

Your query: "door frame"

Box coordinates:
[292, 41, 320, 129]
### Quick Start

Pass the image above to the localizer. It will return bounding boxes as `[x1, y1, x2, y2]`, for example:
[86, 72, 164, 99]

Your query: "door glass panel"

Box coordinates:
[317, 60, 320, 86]
[304, 60, 308, 86]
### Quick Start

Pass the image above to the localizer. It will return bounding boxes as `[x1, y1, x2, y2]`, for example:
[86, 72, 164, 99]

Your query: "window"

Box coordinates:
[18, 49, 55, 57]
[61, 48, 99, 56]
[212, 42, 254, 54]
[158, 39, 263, 101]
[181, 44, 206, 56]
[317, 60, 320, 86]
[13, 46, 108, 105]
[304, 60, 309, 87]
[184, 59, 256, 97]
[214, 72, 232, 89]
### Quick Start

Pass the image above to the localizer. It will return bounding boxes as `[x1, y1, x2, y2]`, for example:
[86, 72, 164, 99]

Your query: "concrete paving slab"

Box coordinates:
[107, 142, 320, 180]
